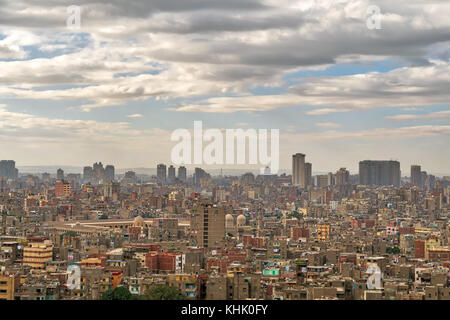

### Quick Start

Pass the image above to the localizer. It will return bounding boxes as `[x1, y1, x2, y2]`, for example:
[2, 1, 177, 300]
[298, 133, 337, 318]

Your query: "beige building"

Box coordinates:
[292, 153, 306, 187]
[190, 204, 225, 248]
[23, 241, 53, 270]
[0, 271, 18, 300]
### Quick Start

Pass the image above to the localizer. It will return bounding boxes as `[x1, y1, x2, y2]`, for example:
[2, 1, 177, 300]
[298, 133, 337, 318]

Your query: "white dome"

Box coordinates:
[237, 214, 246, 226]
[225, 214, 234, 221]
[133, 216, 145, 227]
[225, 214, 235, 228]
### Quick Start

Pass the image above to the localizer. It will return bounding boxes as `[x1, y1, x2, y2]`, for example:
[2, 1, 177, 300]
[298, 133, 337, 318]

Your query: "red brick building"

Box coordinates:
[427, 248, 450, 262]
[243, 235, 265, 248]
[351, 219, 375, 229]
[399, 227, 415, 235]
[414, 240, 425, 259]
[291, 227, 309, 241]
[55, 181, 71, 198]
[145, 252, 183, 272]
[205, 250, 247, 273]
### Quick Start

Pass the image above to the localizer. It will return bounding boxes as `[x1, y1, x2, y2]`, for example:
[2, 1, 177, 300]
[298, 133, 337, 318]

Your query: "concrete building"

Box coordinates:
[55, 181, 71, 198]
[104, 165, 115, 182]
[0, 271, 18, 300]
[168, 165, 176, 183]
[157, 164, 167, 183]
[335, 168, 350, 186]
[292, 153, 306, 187]
[359, 160, 400, 187]
[103, 182, 120, 200]
[0, 160, 18, 180]
[411, 165, 421, 188]
[305, 163, 312, 188]
[194, 168, 209, 186]
[190, 204, 225, 248]
[23, 241, 53, 270]
[83, 166, 92, 183]
[178, 166, 187, 182]
[56, 168, 64, 180]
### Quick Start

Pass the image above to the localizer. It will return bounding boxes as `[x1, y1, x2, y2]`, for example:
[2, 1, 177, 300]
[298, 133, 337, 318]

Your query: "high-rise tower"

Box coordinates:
[359, 160, 400, 187]
[411, 165, 421, 188]
[190, 204, 225, 248]
[157, 164, 167, 183]
[292, 153, 306, 187]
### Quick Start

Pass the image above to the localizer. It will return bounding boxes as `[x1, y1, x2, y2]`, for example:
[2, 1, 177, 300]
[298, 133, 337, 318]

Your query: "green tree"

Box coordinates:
[142, 285, 186, 300]
[391, 247, 400, 254]
[102, 286, 132, 300]
[288, 211, 301, 220]
[387, 247, 401, 254]
[101, 289, 114, 300]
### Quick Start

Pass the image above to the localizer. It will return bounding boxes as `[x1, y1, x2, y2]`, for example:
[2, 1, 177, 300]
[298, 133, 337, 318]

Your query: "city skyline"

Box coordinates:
[11, 160, 450, 178]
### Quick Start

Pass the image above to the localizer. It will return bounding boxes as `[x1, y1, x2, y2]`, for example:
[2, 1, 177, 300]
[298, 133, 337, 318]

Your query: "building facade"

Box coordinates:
[359, 160, 400, 187]
[292, 153, 306, 187]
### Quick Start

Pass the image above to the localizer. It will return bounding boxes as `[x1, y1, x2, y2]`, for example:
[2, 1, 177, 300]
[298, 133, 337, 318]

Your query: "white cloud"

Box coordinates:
[127, 113, 143, 118]
[0, 43, 26, 59]
[171, 61, 450, 114]
[0, 104, 173, 166]
[0, 0, 448, 112]
[316, 122, 341, 128]
[386, 110, 450, 121]
[282, 125, 450, 141]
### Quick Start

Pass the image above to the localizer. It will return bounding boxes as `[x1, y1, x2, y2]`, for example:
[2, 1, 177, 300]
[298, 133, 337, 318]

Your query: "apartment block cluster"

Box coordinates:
[0, 157, 450, 300]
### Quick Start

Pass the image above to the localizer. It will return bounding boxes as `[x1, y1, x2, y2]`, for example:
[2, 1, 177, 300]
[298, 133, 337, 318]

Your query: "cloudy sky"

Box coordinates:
[0, 0, 449, 174]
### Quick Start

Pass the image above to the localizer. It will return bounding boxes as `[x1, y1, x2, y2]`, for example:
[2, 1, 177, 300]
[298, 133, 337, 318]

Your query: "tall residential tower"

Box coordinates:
[292, 153, 306, 187]
[359, 160, 400, 187]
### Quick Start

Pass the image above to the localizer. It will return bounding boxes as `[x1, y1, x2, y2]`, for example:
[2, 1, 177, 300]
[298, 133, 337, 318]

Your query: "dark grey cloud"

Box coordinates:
[0, 0, 268, 27]
[0, 0, 449, 112]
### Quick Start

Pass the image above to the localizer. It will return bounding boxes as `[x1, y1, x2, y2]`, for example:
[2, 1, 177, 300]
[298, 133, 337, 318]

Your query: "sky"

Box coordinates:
[0, 0, 449, 175]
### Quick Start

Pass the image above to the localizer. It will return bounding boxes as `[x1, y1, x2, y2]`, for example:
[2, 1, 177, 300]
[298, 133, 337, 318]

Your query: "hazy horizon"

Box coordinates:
[15, 164, 450, 178]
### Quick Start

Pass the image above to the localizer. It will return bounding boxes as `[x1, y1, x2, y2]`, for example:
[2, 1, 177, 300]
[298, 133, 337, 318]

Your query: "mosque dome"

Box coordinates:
[133, 215, 145, 227]
[225, 214, 235, 227]
[237, 214, 246, 227]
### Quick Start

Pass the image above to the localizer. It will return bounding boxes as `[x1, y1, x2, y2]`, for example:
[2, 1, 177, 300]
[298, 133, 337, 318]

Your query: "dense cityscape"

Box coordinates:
[1, 156, 449, 301]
